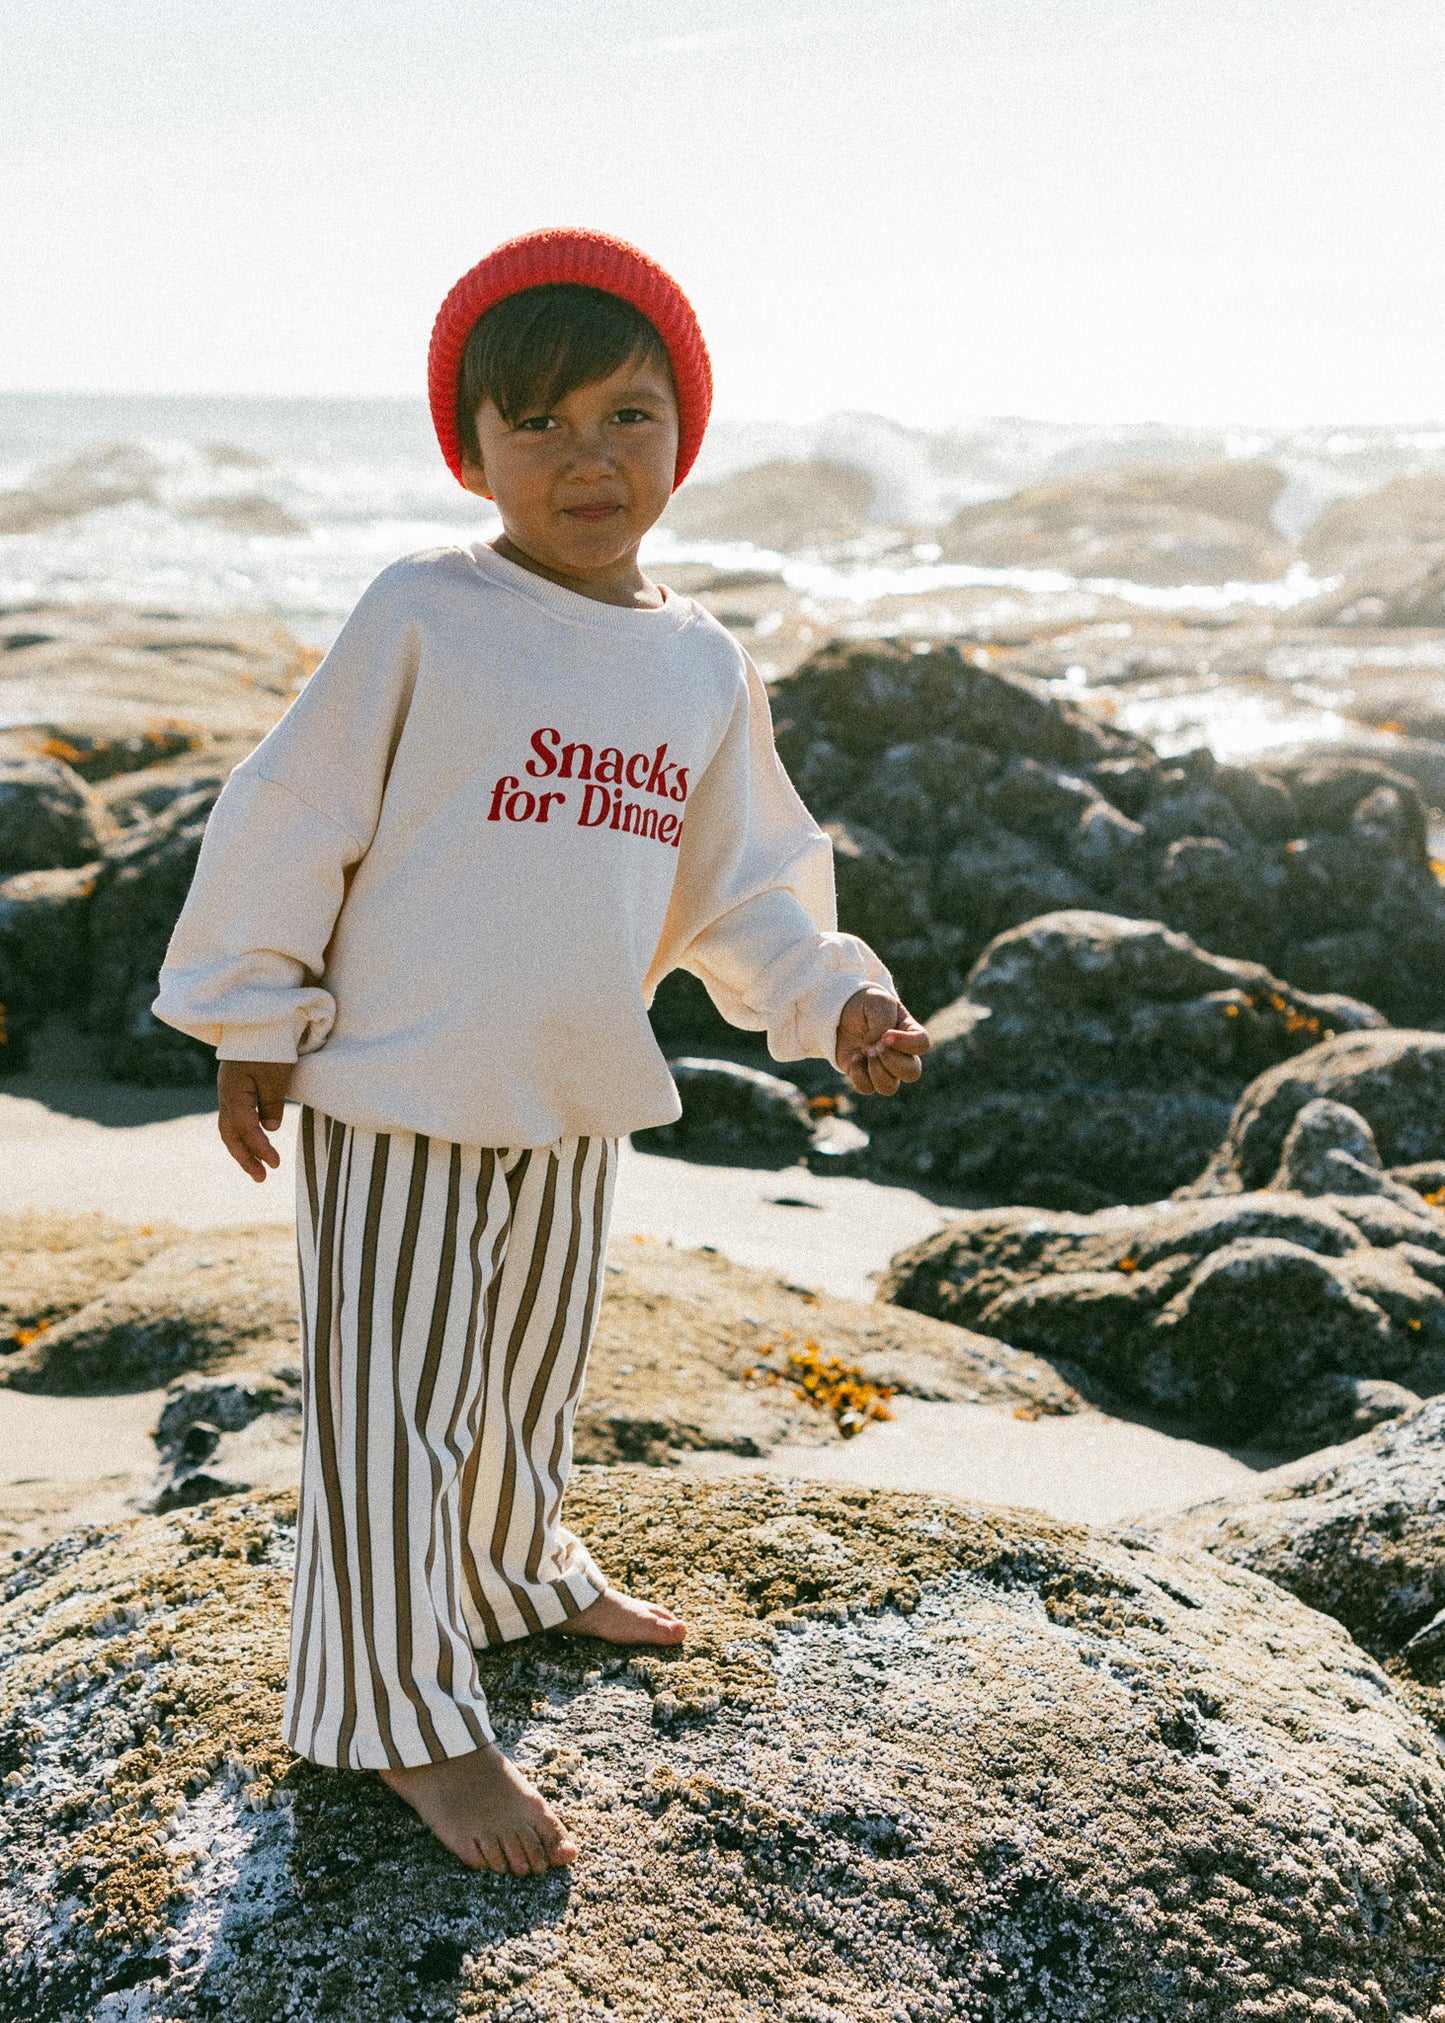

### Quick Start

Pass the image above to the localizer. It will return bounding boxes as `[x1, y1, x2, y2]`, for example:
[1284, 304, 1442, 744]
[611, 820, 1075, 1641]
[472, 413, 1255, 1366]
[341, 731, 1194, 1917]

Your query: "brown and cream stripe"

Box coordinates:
[283, 1106, 617, 1770]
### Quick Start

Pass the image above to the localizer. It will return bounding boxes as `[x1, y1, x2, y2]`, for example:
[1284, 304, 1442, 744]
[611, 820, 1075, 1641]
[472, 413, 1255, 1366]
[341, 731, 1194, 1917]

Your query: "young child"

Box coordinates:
[154, 228, 928, 1878]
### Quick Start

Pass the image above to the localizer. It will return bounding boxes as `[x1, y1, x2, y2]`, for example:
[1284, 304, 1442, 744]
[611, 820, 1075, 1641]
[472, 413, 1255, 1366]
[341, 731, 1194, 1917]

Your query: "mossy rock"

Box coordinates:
[4, 1474, 1445, 2019]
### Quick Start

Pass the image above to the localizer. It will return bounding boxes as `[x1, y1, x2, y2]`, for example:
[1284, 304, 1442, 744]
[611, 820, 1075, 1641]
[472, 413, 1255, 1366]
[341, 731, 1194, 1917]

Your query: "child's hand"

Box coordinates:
[834, 987, 930, 1097]
[217, 1060, 294, 1181]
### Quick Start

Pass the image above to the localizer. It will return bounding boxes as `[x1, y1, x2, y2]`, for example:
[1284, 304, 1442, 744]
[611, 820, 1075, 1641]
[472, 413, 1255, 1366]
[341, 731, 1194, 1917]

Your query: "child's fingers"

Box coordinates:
[218, 1085, 281, 1182]
[879, 1025, 930, 1056]
[842, 1054, 876, 1098]
[870, 1043, 924, 1085]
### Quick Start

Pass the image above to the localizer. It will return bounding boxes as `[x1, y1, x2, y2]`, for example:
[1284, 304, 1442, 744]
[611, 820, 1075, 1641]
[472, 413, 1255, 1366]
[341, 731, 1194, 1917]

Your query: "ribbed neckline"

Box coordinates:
[466, 540, 695, 637]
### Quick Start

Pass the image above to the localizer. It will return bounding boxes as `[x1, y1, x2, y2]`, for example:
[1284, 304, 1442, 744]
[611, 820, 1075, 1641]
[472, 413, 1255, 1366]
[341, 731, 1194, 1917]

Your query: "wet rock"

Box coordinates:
[0, 444, 163, 535]
[938, 460, 1291, 585]
[183, 493, 306, 537]
[0, 1226, 298, 1393]
[1161, 1396, 1445, 1730]
[1313, 550, 1445, 628]
[632, 1059, 819, 1167]
[5, 1478, 1445, 2021]
[879, 1183, 1445, 1446]
[0, 756, 109, 875]
[860, 911, 1384, 1207]
[1189, 1030, 1445, 1197]
[1301, 474, 1445, 576]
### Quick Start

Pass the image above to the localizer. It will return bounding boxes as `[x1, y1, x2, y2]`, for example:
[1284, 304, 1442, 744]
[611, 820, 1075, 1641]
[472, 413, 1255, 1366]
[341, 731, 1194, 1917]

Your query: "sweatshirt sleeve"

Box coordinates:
[151, 565, 421, 1062]
[642, 649, 894, 1063]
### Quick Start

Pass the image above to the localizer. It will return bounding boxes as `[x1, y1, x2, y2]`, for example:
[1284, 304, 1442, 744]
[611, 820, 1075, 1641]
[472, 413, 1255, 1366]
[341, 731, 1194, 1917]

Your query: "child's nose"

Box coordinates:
[564, 428, 617, 475]
[562, 447, 615, 477]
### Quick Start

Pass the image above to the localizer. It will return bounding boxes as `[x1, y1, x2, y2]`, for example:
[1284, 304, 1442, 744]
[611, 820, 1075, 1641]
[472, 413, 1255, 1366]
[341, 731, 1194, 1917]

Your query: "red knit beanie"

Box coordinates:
[428, 229, 712, 492]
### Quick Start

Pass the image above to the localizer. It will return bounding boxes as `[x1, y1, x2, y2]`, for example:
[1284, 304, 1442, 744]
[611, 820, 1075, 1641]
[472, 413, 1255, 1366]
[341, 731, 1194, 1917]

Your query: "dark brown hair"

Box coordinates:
[455, 283, 673, 464]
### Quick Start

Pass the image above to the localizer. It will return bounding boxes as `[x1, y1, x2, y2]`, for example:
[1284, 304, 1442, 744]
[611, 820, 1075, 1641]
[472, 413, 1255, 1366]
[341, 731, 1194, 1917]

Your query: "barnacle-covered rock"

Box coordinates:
[5, 1476, 1445, 2020]
[1162, 1396, 1445, 1738]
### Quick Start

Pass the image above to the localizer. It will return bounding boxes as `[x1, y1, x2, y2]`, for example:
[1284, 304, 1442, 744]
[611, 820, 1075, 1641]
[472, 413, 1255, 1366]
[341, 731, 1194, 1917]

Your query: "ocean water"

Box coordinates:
[4, 392, 1445, 649]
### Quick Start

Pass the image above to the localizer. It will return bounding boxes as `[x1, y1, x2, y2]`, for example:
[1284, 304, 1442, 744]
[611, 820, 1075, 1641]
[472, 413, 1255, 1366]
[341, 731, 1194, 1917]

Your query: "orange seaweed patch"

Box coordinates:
[750, 1341, 896, 1437]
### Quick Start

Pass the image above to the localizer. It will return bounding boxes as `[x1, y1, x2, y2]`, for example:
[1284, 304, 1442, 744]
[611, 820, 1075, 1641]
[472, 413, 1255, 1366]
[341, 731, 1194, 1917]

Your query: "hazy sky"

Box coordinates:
[4, 0, 1443, 423]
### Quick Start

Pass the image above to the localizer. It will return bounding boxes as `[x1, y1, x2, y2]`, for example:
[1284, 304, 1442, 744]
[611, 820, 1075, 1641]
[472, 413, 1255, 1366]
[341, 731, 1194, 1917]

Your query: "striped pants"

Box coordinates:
[283, 1107, 618, 1770]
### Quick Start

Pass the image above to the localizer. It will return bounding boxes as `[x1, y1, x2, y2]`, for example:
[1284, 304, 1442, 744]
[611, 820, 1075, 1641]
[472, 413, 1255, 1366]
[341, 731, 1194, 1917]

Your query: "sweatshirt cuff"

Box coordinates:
[216, 1024, 302, 1064]
[769, 936, 896, 1064]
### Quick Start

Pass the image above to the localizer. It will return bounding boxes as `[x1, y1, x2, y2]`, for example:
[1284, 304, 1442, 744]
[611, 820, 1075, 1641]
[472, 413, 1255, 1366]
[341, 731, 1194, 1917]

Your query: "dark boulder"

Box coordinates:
[771, 637, 1138, 777]
[859, 911, 1384, 1208]
[0, 863, 98, 1067]
[632, 1058, 819, 1167]
[85, 788, 217, 1083]
[0, 756, 109, 874]
[878, 1179, 1445, 1447]
[1189, 1030, 1445, 1197]
[96, 759, 227, 829]
[767, 638, 1445, 1029]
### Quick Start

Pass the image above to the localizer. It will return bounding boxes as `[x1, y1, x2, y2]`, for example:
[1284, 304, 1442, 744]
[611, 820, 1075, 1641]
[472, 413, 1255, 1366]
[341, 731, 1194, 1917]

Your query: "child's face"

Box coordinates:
[461, 351, 680, 582]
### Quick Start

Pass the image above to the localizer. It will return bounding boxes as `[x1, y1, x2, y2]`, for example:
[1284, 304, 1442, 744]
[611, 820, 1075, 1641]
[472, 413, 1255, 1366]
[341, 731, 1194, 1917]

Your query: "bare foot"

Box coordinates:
[379, 1744, 577, 1874]
[569, 1587, 687, 1645]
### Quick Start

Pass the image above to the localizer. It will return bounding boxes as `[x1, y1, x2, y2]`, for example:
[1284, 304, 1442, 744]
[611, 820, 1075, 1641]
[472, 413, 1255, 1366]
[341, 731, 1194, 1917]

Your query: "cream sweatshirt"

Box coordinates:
[153, 541, 892, 1146]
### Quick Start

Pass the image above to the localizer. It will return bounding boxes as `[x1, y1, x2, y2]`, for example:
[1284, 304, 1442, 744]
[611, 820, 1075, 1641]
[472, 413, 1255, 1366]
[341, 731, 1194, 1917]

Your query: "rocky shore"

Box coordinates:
[6, 448, 1445, 2013]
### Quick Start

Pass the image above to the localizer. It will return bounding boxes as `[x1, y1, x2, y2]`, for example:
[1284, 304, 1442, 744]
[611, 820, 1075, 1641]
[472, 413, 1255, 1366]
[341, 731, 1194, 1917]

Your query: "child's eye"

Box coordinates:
[515, 414, 556, 432]
[614, 407, 653, 424]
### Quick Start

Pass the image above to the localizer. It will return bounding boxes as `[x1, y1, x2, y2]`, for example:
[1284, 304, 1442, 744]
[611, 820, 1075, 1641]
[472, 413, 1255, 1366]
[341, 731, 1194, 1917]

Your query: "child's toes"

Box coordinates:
[542, 1822, 579, 1866]
[473, 1834, 508, 1874]
[501, 1829, 541, 1876]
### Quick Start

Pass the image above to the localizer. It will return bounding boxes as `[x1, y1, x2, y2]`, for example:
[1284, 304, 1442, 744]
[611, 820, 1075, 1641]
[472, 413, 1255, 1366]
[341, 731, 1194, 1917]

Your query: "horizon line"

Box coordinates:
[1, 387, 1444, 438]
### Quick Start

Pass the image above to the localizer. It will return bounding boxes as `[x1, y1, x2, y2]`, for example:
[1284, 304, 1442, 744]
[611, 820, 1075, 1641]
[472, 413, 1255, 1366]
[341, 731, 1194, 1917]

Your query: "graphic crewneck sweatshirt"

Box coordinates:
[153, 541, 892, 1147]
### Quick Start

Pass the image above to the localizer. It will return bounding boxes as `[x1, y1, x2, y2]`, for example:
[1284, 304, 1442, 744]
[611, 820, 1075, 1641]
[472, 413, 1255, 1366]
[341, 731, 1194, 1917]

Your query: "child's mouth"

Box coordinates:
[564, 504, 623, 523]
